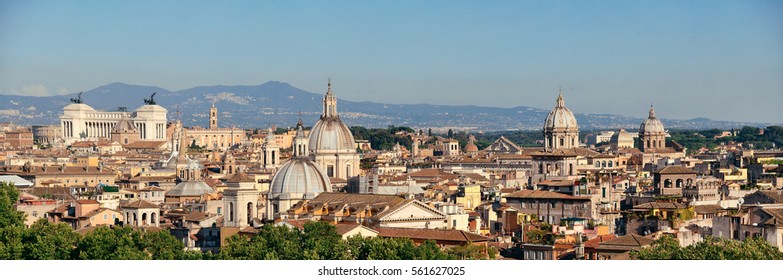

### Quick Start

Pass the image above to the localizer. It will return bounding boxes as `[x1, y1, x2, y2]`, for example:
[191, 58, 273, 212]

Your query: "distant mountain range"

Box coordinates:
[0, 81, 776, 131]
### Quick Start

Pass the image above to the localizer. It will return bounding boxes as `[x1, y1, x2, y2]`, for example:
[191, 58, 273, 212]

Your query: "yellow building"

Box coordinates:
[456, 184, 482, 210]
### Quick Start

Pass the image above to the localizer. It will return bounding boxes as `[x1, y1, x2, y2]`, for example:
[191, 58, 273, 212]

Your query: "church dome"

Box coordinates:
[167, 180, 214, 197]
[113, 117, 136, 133]
[464, 143, 478, 153]
[308, 118, 356, 151]
[543, 91, 578, 132]
[640, 106, 665, 135]
[269, 157, 331, 200]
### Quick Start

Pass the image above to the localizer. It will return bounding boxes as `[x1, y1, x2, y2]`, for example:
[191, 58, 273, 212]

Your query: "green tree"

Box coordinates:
[22, 219, 81, 260]
[142, 230, 185, 260]
[0, 182, 26, 260]
[447, 242, 488, 260]
[632, 235, 783, 260]
[302, 221, 343, 259]
[75, 226, 149, 260]
[0, 182, 25, 228]
[0, 226, 24, 260]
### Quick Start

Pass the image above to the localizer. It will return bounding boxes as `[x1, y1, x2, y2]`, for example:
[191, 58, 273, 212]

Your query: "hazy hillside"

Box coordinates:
[0, 81, 774, 131]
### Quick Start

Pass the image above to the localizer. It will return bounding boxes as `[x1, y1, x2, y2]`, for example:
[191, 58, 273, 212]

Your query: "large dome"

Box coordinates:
[269, 157, 331, 200]
[308, 117, 356, 151]
[640, 106, 665, 135]
[544, 93, 578, 131]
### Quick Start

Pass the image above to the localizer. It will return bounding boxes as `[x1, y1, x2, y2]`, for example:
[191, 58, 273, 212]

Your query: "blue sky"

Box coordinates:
[1, 0, 781, 123]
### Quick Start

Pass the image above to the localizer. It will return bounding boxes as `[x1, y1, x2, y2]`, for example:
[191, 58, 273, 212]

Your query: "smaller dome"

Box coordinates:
[611, 129, 635, 148]
[269, 157, 331, 200]
[640, 106, 665, 135]
[113, 117, 136, 133]
[464, 143, 478, 153]
[544, 91, 578, 132]
[167, 180, 214, 197]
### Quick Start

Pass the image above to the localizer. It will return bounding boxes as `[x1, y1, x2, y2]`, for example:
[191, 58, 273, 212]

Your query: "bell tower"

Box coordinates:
[209, 101, 218, 129]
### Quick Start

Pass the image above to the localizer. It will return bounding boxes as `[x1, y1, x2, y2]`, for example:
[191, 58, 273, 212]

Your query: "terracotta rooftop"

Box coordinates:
[76, 200, 100, 204]
[121, 199, 159, 209]
[537, 179, 575, 187]
[123, 141, 167, 149]
[225, 172, 255, 183]
[632, 202, 687, 210]
[374, 227, 490, 243]
[693, 204, 724, 214]
[655, 165, 698, 174]
[584, 234, 617, 249]
[597, 234, 655, 249]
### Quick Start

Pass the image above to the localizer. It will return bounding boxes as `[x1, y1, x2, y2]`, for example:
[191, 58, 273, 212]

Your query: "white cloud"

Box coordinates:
[58, 87, 70, 95]
[21, 84, 50, 96]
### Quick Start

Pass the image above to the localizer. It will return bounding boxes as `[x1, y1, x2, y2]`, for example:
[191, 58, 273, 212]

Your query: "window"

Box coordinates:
[103, 214, 108, 220]
[217, 207, 222, 215]
[560, 138, 564, 146]
[327, 165, 334, 177]
[452, 220, 457, 228]
[32, 211, 38, 217]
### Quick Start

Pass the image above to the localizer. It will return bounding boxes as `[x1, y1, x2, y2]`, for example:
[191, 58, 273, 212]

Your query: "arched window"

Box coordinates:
[539, 163, 544, 174]
[569, 164, 574, 175]
[141, 213, 147, 226]
[602, 161, 607, 168]
[676, 179, 683, 188]
[664, 179, 672, 188]
[132, 213, 137, 225]
[151, 212, 157, 225]
[608, 161, 613, 167]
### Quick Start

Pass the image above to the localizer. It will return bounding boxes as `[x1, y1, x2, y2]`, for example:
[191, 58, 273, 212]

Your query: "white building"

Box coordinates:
[59, 96, 167, 145]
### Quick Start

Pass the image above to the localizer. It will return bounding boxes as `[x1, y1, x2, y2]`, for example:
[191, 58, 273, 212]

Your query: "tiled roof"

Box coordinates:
[760, 208, 783, 226]
[374, 227, 490, 242]
[584, 234, 617, 249]
[121, 199, 159, 209]
[225, 172, 255, 183]
[655, 165, 697, 174]
[598, 234, 655, 249]
[693, 204, 724, 214]
[183, 211, 214, 222]
[632, 202, 687, 210]
[76, 200, 100, 204]
[505, 189, 591, 201]
[537, 179, 575, 187]
[123, 141, 167, 149]
[757, 190, 783, 204]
